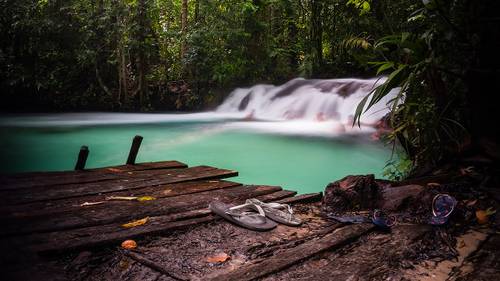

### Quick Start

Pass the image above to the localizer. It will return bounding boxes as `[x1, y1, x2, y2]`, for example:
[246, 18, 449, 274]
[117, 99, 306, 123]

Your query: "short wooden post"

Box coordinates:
[75, 146, 89, 170]
[126, 135, 143, 165]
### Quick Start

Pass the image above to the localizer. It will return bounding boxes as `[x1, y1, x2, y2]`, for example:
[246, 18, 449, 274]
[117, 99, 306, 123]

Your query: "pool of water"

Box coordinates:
[0, 113, 391, 194]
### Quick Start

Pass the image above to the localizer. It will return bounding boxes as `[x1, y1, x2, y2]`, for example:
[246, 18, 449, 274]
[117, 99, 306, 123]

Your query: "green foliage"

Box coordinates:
[1, 0, 417, 111]
[383, 151, 412, 181]
[346, 0, 371, 15]
[353, 0, 471, 169]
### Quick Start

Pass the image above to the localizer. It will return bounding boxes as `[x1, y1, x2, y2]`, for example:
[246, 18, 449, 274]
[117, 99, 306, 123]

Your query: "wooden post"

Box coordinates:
[75, 146, 89, 170]
[126, 135, 143, 165]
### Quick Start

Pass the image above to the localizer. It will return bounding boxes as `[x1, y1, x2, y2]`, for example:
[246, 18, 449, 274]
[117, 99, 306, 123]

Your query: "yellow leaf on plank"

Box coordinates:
[137, 196, 156, 202]
[122, 217, 149, 228]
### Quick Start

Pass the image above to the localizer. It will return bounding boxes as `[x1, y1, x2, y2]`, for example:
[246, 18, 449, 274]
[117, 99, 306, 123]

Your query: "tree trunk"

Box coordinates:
[284, 1, 298, 70]
[137, 0, 149, 109]
[180, 0, 188, 58]
[310, 0, 323, 77]
[194, 0, 199, 22]
[111, 0, 123, 107]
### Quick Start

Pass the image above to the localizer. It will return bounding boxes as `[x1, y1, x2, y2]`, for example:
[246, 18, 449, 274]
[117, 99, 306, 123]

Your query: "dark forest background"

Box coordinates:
[1, 0, 414, 111]
[1, 0, 499, 171]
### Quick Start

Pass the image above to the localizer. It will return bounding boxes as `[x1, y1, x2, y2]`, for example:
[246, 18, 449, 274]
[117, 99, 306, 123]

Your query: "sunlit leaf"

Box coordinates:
[137, 196, 156, 202]
[122, 217, 149, 228]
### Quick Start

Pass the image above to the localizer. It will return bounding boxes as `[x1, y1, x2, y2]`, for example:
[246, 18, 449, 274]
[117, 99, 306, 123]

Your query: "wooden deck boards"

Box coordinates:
[0, 160, 316, 253]
[2, 159, 367, 281]
[1, 180, 242, 219]
[3, 165, 238, 204]
[0, 160, 188, 190]
[1, 185, 283, 236]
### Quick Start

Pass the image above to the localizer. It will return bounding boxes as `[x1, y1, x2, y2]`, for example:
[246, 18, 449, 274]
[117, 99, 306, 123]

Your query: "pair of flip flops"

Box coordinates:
[209, 198, 302, 231]
[329, 193, 457, 229]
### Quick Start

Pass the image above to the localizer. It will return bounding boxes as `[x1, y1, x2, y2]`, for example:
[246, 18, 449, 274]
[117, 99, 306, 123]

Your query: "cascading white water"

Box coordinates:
[0, 77, 397, 138]
[216, 77, 396, 126]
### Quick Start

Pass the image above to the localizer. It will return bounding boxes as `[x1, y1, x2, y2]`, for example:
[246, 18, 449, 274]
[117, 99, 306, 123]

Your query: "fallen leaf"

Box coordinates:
[106, 196, 138, 201]
[476, 210, 489, 224]
[121, 240, 137, 249]
[206, 252, 230, 263]
[485, 207, 496, 216]
[122, 217, 149, 228]
[107, 168, 123, 172]
[80, 201, 104, 206]
[137, 196, 156, 202]
[163, 189, 172, 195]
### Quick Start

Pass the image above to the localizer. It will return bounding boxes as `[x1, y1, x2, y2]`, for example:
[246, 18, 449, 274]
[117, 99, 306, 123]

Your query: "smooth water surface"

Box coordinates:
[0, 113, 391, 194]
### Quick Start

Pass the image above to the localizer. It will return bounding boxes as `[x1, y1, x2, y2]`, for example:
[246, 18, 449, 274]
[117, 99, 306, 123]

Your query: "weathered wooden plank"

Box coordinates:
[1, 185, 281, 236]
[0, 160, 188, 190]
[206, 224, 374, 281]
[28, 189, 299, 254]
[123, 251, 188, 281]
[4, 166, 238, 205]
[2, 180, 242, 219]
[277, 192, 323, 204]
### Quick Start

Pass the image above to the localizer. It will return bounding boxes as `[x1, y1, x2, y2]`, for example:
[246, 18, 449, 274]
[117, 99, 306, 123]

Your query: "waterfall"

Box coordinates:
[216, 77, 396, 126]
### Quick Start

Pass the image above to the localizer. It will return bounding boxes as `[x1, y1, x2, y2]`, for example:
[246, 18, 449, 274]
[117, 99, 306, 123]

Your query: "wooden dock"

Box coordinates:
[1, 144, 490, 280]
[1, 158, 341, 280]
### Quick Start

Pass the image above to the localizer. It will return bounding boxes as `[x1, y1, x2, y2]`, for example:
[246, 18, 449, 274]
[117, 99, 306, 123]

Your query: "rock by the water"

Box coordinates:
[322, 175, 425, 213]
[322, 175, 381, 213]
[380, 184, 425, 211]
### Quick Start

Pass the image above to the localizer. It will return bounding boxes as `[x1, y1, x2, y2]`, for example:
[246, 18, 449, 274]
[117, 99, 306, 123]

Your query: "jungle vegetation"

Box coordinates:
[1, 0, 499, 173]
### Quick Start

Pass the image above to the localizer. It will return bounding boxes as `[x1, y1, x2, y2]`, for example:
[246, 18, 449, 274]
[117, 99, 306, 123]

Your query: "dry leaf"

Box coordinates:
[163, 189, 172, 195]
[121, 240, 137, 249]
[137, 196, 156, 202]
[107, 168, 123, 172]
[476, 208, 497, 224]
[80, 201, 104, 206]
[122, 217, 149, 228]
[476, 210, 489, 224]
[106, 196, 138, 201]
[206, 252, 230, 263]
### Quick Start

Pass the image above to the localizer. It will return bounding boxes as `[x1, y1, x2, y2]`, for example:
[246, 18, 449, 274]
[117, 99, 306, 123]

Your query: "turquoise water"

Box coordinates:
[0, 114, 391, 194]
